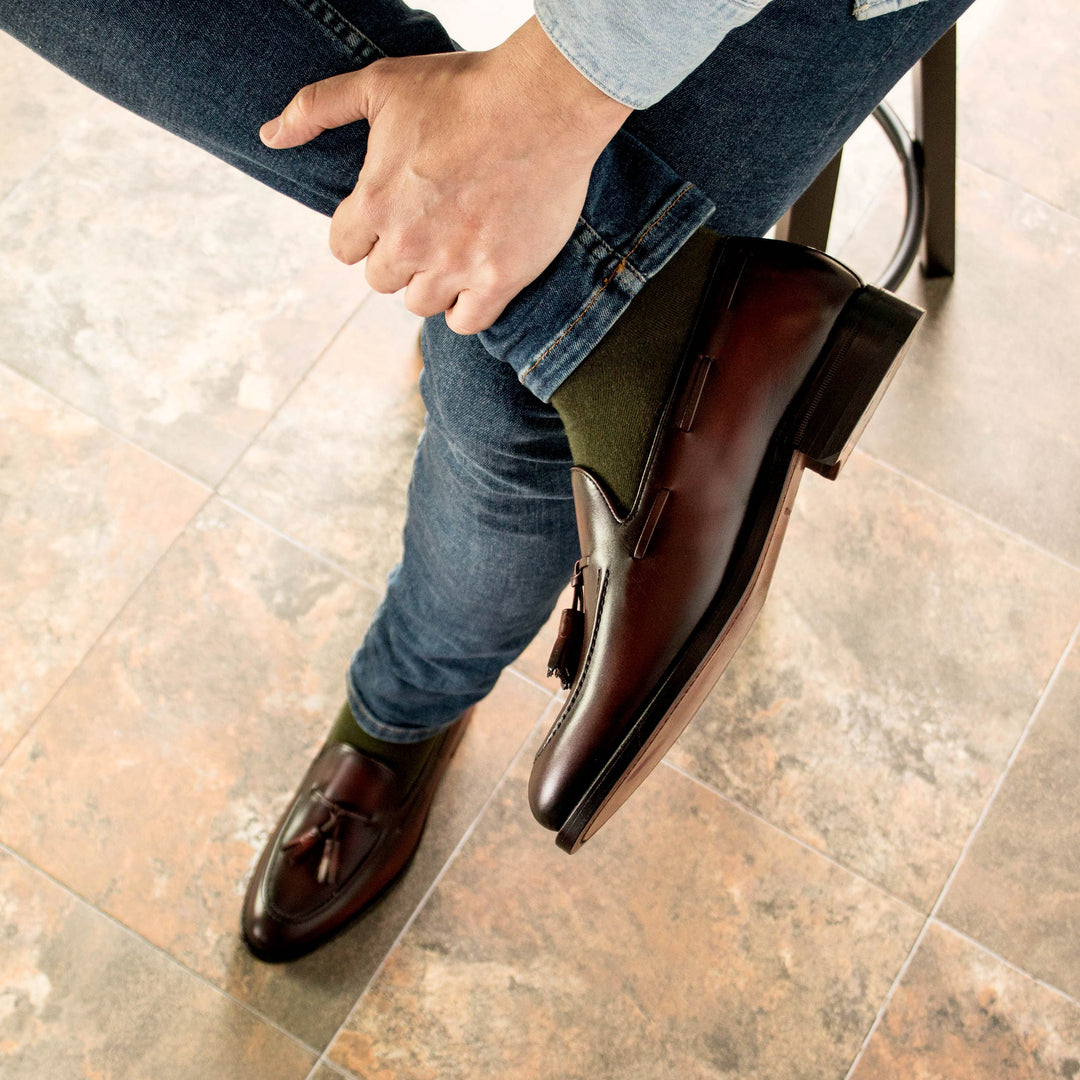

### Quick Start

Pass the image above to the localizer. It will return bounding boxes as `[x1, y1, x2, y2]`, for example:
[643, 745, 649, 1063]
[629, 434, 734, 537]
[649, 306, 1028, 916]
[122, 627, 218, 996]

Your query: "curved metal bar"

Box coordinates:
[872, 101, 926, 292]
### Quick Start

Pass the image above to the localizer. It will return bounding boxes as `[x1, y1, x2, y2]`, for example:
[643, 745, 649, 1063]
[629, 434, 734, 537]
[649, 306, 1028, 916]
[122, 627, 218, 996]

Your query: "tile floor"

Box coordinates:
[1, 1, 1078, 1077]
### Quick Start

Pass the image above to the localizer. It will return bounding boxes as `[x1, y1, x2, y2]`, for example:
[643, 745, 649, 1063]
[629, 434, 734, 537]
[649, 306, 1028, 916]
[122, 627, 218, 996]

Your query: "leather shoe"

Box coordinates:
[530, 237, 922, 853]
[242, 709, 471, 961]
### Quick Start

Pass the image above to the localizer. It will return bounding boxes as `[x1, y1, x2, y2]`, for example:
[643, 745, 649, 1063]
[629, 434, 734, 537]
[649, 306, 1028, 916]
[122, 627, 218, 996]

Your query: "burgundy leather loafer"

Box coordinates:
[530, 237, 922, 853]
[242, 710, 471, 961]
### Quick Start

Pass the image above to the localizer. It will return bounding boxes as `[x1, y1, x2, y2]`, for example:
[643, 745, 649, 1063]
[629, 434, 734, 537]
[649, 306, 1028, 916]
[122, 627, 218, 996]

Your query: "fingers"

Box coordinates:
[404, 272, 462, 319]
[328, 190, 379, 266]
[444, 289, 510, 336]
[260, 66, 383, 149]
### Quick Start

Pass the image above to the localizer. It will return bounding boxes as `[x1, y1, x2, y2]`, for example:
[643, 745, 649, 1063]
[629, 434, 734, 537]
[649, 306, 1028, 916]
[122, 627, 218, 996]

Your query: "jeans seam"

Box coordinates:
[522, 184, 696, 381]
[279, 0, 387, 63]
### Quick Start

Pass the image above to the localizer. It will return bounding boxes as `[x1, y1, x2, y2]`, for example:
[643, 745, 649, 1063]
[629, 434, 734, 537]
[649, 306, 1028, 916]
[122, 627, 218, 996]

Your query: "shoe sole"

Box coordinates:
[555, 269, 923, 853]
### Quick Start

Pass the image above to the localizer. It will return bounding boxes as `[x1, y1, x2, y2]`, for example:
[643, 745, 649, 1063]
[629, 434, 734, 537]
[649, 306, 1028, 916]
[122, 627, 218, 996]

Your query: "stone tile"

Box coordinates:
[328, 742, 923, 1080]
[0, 106, 364, 485]
[0, 365, 207, 759]
[307, 1066, 357, 1080]
[957, 0, 1080, 216]
[939, 636, 1080, 1000]
[220, 293, 426, 588]
[0, 497, 551, 1048]
[307, 1066, 358, 1080]
[667, 453, 1080, 911]
[0, 34, 105, 203]
[851, 922, 1080, 1080]
[838, 163, 1080, 566]
[0, 847, 315, 1079]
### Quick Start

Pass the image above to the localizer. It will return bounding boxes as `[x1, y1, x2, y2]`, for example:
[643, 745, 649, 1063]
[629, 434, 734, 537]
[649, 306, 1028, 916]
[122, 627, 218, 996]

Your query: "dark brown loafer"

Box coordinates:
[530, 237, 922, 853]
[242, 710, 471, 961]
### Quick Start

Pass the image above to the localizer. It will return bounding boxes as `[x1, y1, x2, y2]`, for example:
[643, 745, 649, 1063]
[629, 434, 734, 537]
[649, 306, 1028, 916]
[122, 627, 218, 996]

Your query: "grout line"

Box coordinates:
[854, 447, 1080, 576]
[302, 1054, 359, 1080]
[660, 759, 923, 918]
[0, 490, 213, 773]
[0, 363, 215, 495]
[213, 290, 376, 496]
[504, 663, 558, 700]
[307, 697, 561, 1075]
[0, 839, 321, 1063]
[959, 156, 1080, 224]
[842, 615, 1080, 1078]
[216, 495, 385, 598]
[931, 920, 1080, 1011]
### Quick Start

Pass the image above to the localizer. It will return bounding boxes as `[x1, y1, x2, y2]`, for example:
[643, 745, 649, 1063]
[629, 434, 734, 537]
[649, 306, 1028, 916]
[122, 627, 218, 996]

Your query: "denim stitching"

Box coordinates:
[535, 567, 609, 758]
[521, 185, 696, 381]
[280, 0, 386, 62]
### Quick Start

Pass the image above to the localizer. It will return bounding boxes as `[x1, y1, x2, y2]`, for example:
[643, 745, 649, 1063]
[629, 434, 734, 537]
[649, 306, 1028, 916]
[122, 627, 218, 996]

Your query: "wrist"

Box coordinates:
[498, 17, 633, 147]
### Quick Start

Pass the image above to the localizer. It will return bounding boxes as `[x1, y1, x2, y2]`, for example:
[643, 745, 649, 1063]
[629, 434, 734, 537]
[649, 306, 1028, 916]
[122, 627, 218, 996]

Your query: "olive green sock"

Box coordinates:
[328, 703, 437, 788]
[550, 227, 724, 516]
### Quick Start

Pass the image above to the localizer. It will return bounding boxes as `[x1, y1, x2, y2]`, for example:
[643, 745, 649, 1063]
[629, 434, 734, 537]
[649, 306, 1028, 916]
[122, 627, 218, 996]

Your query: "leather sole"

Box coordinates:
[555, 277, 923, 853]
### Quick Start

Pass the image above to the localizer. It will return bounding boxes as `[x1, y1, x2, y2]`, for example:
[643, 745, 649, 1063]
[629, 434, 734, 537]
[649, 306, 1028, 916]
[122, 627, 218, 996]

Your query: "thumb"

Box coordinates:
[260, 65, 382, 149]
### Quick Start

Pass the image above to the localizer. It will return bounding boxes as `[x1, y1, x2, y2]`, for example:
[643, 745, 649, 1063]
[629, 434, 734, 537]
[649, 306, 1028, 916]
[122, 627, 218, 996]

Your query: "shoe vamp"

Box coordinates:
[267, 815, 381, 919]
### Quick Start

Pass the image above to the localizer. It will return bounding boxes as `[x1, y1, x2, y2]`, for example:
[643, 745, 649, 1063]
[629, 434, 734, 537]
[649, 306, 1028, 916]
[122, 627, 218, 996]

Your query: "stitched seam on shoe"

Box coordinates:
[521, 186, 695, 381]
[536, 568, 609, 757]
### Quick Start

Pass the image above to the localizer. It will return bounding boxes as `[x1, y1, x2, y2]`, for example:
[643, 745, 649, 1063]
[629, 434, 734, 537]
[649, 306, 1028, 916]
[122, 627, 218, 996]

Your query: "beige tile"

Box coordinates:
[0, 847, 316, 1079]
[328, 743, 923, 1080]
[957, 0, 1080, 216]
[0, 105, 364, 484]
[667, 453, 1080, 911]
[0, 365, 207, 759]
[851, 922, 1080, 1080]
[0, 34, 105, 202]
[939, 636, 1080, 1000]
[839, 163, 1080, 565]
[0, 498, 551, 1047]
[220, 293, 426, 588]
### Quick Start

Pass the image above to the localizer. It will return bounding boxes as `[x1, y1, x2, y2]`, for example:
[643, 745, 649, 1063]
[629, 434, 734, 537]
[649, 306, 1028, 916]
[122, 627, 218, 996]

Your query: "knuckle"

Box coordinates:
[404, 295, 437, 318]
[328, 233, 357, 266]
[293, 82, 318, 122]
[364, 261, 392, 293]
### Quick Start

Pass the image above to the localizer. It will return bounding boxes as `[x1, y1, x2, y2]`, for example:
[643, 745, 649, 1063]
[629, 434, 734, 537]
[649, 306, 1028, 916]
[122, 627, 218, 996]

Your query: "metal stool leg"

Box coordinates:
[916, 24, 957, 278]
[775, 148, 844, 251]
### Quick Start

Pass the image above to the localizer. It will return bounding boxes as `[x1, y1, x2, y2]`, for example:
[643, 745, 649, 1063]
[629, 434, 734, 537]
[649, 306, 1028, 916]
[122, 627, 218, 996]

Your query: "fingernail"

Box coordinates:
[259, 118, 281, 146]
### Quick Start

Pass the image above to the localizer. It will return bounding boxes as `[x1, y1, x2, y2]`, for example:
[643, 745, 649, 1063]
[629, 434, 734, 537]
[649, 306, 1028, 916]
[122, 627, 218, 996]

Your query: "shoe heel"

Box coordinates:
[793, 285, 923, 480]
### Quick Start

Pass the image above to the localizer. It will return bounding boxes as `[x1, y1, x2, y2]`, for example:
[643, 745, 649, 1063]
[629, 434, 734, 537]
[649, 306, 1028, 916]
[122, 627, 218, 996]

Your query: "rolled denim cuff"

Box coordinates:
[346, 683, 462, 744]
[479, 129, 715, 402]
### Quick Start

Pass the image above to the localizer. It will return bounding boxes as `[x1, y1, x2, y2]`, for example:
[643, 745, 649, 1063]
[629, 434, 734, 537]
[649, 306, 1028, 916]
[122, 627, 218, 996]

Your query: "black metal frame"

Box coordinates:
[775, 25, 957, 290]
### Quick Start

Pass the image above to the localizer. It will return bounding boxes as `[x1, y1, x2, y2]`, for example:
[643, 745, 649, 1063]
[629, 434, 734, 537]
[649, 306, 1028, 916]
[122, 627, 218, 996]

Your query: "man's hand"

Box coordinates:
[260, 18, 632, 335]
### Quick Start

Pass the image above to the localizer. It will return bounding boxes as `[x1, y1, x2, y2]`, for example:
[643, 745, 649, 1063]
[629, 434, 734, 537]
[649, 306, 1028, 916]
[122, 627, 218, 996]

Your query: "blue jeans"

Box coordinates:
[2, 0, 973, 741]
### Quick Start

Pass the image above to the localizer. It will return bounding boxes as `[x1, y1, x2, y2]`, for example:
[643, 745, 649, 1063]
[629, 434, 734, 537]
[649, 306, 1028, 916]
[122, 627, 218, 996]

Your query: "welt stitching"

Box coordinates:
[536, 568, 609, 756]
[522, 185, 695, 380]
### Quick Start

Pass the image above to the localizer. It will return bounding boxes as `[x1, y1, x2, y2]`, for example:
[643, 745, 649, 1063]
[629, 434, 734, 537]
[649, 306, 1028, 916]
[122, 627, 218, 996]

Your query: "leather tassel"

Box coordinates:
[317, 837, 341, 886]
[547, 560, 587, 690]
[283, 826, 321, 860]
